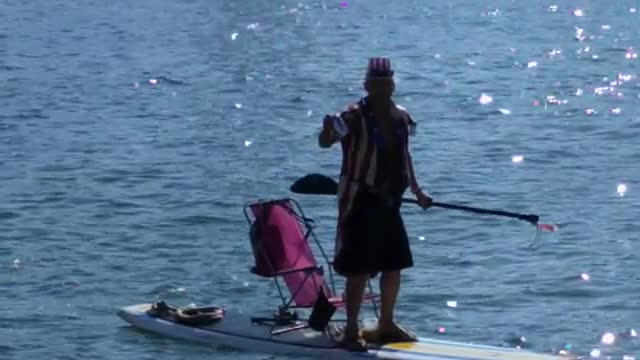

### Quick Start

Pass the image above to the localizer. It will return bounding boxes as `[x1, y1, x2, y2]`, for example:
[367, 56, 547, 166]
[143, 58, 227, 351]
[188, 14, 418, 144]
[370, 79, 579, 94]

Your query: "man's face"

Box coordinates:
[365, 77, 395, 100]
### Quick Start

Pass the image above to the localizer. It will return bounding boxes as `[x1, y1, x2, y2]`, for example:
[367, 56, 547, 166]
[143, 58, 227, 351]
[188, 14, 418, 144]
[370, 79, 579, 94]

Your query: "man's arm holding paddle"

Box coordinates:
[407, 150, 433, 210]
[403, 112, 433, 210]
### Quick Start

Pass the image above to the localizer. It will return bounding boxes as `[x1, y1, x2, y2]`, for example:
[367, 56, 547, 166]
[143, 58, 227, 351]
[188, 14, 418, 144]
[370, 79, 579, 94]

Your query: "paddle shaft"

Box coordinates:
[289, 174, 540, 225]
[403, 198, 538, 224]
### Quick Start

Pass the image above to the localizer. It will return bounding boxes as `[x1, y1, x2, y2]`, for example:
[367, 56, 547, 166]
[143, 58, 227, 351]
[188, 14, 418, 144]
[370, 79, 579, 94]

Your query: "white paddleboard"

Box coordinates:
[117, 303, 575, 360]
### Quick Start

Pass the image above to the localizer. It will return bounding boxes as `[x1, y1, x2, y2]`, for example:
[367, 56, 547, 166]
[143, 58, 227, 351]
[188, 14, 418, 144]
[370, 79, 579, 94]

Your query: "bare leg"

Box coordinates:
[378, 270, 401, 331]
[377, 270, 416, 342]
[344, 273, 369, 339]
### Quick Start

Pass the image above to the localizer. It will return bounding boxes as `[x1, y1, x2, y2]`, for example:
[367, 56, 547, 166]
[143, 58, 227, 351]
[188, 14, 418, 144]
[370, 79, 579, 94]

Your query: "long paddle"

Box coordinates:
[290, 173, 556, 231]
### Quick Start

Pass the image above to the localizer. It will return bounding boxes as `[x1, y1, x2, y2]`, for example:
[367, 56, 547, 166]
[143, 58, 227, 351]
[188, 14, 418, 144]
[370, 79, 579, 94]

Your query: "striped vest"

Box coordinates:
[336, 97, 416, 222]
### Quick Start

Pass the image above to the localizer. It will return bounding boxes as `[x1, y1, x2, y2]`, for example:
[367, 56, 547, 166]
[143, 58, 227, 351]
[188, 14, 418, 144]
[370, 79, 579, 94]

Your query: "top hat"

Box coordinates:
[366, 57, 394, 78]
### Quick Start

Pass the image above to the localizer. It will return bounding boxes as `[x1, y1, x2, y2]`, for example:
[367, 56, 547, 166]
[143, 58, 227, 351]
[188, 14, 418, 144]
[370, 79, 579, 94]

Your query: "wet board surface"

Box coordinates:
[377, 340, 573, 360]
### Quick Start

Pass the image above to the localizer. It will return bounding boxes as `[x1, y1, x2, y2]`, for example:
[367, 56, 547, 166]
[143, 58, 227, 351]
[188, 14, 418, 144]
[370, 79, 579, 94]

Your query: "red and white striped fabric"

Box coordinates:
[366, 57, 394, 78]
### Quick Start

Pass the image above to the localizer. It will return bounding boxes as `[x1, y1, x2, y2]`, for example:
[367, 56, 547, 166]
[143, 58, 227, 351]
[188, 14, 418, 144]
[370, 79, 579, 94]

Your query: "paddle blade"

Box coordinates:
[290, 174, 339, 195]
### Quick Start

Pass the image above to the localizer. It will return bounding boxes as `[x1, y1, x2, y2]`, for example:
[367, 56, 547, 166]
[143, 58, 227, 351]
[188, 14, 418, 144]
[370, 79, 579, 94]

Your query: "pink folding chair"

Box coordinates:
[243, 198, 378, 326]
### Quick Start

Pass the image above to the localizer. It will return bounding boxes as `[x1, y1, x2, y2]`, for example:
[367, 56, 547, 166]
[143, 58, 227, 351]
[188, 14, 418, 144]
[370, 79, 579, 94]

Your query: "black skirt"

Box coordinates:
[334, 189, 414, 277]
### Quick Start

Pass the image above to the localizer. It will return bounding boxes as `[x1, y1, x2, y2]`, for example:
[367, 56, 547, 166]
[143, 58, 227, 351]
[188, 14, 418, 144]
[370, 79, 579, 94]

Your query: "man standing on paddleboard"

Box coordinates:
[318, 57, 432, 351]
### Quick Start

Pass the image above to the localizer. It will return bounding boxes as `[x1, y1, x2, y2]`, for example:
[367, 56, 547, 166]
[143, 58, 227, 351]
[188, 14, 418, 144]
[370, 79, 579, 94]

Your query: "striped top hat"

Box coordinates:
[366, 57, 394, 78]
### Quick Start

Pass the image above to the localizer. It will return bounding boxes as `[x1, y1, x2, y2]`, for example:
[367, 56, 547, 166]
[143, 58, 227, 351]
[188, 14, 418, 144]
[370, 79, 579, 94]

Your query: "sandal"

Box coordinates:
[148, 301, 174, 317]
[329, 324, 369, 352]
[338, 337, 368, 352]
[378, 324, 418, 344]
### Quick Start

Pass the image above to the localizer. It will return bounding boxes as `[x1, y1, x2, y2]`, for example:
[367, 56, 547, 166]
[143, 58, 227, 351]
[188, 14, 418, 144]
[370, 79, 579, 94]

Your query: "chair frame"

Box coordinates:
[243, 198, 379, 322]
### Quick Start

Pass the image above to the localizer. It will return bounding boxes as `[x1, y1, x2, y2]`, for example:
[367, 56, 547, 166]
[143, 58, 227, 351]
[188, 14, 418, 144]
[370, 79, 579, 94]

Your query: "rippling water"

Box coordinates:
[2, 1, 640, 359]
